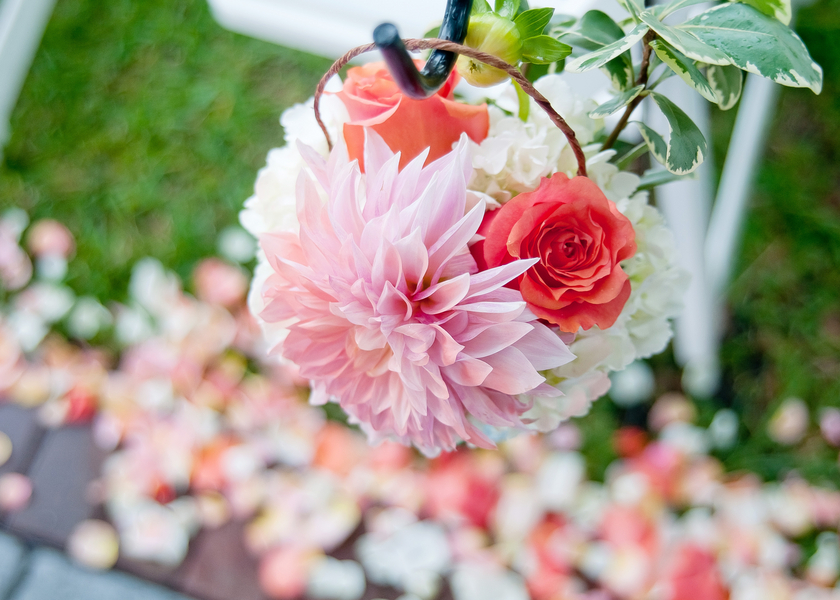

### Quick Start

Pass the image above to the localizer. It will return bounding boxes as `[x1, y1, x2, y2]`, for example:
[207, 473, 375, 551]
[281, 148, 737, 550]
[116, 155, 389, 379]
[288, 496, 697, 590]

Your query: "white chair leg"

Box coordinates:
[705, 75, 780, 304]
[0, 0, 57, 154]
[645, 79, 721, 397]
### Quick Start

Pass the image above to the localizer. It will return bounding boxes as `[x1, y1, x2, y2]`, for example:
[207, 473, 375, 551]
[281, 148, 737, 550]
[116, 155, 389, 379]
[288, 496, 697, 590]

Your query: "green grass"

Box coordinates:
[711, 0, 840, 484]
[1, 0, 839, 483]
[0, 0, 331, 302]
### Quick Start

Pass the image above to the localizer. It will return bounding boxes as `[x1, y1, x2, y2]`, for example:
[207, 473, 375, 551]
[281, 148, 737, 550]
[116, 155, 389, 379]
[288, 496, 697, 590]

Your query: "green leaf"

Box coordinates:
[495, 0, 520, 19]
[707, 64, 743, 110]
[680, 3, 822, 94]
[424, 26, 441, 39]
[589, 84, 645, 118]
[649, 39, 717, 102]
[560, 10, 626, 50]
[522, 36, 572, 64]
[655, 0, 710, 19]
[637, 168, 697, 190]
[737, 0, 791, 25]
[515, 7, 554, 39]
[615, 142, 649, 170]
[472, 0, 491, 15]
[635, 122, 668, 166]
[565, 24, 648, 73]
[640, 10, 732, 66]
[549, 13, 577, 31]
[649, 92, 707, 175]
[558, 11, 635, 90]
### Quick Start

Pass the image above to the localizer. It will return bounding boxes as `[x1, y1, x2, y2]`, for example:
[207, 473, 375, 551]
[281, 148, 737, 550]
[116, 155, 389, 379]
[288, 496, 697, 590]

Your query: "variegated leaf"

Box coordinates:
[707, 64, 744, 110]
[649, 92, 707, 175]
[635, 122, 668, 166]
[649, 39, 717, 103]
[590, 85, 645, 118]
[738, 0, 791, 24]
[640, 10, 732, 66]
[566, 24, 648, 73]
[680, 3, 822, 94]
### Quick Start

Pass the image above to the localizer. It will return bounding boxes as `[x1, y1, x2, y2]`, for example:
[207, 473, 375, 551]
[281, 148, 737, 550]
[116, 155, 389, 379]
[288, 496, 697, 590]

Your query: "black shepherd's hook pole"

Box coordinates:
[373, 0, 473, 99]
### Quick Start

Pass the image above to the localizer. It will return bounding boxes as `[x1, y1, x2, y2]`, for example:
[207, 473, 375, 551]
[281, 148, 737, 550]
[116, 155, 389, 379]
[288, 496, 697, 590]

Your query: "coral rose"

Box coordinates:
[478, 174, 636, 332]
[336, 61, 489, 171]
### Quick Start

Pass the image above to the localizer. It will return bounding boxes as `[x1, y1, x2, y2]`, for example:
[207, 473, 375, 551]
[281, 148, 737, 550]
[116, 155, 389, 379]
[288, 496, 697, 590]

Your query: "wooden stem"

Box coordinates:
[602, 29, 657, 152]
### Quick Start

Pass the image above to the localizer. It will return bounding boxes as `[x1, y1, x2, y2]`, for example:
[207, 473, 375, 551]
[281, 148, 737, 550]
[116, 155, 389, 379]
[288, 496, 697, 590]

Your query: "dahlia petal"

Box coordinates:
[427, 202, 486, 284]
[428, 392, 468, 437]
[466, 258, 539, 300]
[437, 251, 478, 281]
[514, 324, 576, 371]
[393, 228, 429, 294]
[371, 241, 403, 293]
[461, 419, 497, 450]
[417, 273, 471, 315]
[260, 296, 297, 322]
[454, 300, 526, 322]
[481, 347, 546, 395]
[461, 321, 533, 358]
[354, 326, 387, 351]
[362, 128, 398, 177]
[295, 139, 330, 192]
[456, 385, 518, 427]
[376, 281, 412, 321]
[443, 356, 492, 387]
[429, 324, 464, 367]
[390, 148, 429, 210]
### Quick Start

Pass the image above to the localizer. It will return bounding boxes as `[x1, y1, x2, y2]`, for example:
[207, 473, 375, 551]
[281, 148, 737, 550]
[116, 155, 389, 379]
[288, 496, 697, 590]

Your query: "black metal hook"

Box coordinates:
[373, 0, 473, 100]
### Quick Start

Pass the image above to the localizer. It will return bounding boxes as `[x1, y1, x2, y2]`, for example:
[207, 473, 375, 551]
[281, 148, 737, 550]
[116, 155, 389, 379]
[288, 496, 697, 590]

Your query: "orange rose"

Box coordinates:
[477, 174, 636, 332]
[336, 61, 489, 171]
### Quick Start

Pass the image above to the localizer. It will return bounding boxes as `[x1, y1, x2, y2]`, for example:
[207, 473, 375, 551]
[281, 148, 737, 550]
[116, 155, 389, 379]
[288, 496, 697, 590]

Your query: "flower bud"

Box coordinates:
[456, 13, 522, 87]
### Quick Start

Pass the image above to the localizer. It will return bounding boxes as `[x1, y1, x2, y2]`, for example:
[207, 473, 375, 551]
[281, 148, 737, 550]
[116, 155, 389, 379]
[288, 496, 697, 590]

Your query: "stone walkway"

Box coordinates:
[0, 533, 194, 600]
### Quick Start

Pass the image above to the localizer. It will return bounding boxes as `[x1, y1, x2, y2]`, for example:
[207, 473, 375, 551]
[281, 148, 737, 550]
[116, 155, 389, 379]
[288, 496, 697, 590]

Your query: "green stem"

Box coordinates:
[513, 79, 530, 121]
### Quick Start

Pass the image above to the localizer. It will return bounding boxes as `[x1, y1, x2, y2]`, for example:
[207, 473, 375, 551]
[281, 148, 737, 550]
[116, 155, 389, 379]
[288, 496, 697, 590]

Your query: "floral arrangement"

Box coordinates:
[242, 0, 821, 456]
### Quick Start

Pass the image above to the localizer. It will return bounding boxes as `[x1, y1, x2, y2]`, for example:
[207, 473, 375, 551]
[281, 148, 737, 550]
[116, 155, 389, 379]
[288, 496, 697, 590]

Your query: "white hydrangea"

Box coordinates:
[239, 77, 348, 238]
[469, 76, 602, 203]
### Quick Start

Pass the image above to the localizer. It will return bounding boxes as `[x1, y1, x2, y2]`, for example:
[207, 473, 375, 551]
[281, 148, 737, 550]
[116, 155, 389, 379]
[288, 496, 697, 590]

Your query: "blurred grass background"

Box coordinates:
[1, 0, 838, 483]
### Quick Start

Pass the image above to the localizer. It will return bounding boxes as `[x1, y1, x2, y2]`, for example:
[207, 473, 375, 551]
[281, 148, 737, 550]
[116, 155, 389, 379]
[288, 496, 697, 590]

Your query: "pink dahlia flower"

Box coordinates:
[259, 131, 574, 455]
